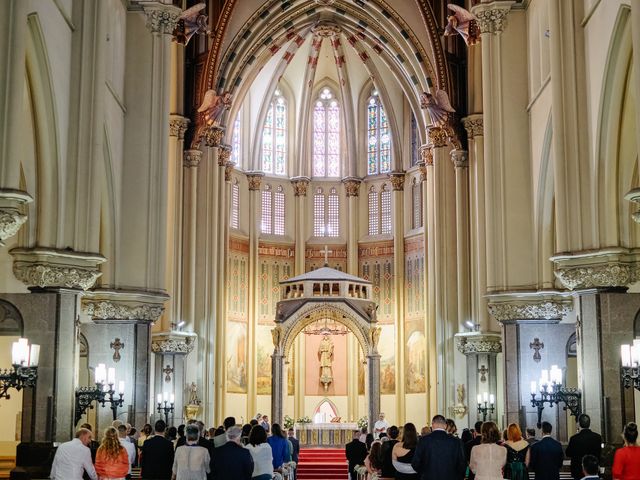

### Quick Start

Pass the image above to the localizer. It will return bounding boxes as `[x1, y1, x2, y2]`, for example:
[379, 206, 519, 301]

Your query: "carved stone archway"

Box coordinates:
[270, 266, 380, 430]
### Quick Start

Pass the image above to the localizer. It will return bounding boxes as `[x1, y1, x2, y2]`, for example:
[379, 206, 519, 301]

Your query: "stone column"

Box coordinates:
[342, 177, 361, 275]
[367, 353, 381, 431]
[151, 331, 197, 426]
[291, 177, 310, 276]
[246, 172, 264, 419]
[455, 332, 502, 424]
[182, 149, 202, 333]
[271, 353, 285, 426]
[389, 171, 406, 423]
[451, 151, 470, 328]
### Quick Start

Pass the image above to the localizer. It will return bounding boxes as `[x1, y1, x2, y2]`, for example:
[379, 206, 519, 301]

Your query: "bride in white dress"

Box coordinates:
[469, 422, 507, 480]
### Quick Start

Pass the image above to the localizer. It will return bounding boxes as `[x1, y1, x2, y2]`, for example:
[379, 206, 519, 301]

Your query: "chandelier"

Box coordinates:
[304, 307, 349, 336]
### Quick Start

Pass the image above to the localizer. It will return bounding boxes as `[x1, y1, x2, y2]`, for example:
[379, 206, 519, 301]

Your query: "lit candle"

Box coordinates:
[107, 368, 116, 385]
[95, 364, 106, 384]
[170, 393, 175, 404]
[621, 345, 631, 367]
[632, 339, 640, 366]
[541, 369, 549, 385]
[531, 381, 537, 394]
[18, 338, 29, 365]
[118, 381, 125, 395]
[489, 394, 495, 405]
[483, 392, 489, 403]
[11, 341, 20, 365]
[477, 394, 482, 404]
[29, 344, 40, 367]
[157, 393, 162, 404]
[163, 391, 169, 402]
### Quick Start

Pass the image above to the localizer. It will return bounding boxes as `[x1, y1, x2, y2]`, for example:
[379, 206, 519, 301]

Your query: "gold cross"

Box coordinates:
[322, 245, 333, 267]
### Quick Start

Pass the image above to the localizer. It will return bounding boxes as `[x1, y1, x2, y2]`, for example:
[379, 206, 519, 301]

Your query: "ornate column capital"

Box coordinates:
[471, 1, 514, 35]
[551, 248, 640, 290]
[218, 144, 231, 167]
[291, 176, 311, 197]
[203, 126, 225, 148]
[462, 114, 484, 140]
[417, 162, 428, 182]
[624, 188, 640, 223]
[388, 171, 406, 191]
[342, 177, 362, 197]
[455, 332, 502, 355]
[419, 146, 434, 167]
[224, 162, 235, 183]
[169, 115, 190, 140]
[183, 149, 203, 168]
[451, 150, 469, 169]
[151, 331, 197, 355]
[246, 171, 265, 191]
[82, 289, 169, 324]
[0, 189, 32, 246]
[427, 127, 449, 148]
[11, 247, 106, 291]
[141, 1, 181, 35]
[486, 290, 574, 323]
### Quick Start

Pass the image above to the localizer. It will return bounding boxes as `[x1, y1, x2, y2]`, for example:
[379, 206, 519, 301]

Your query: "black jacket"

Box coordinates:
[565, 429, 602, 480]
[289, 436, 300, 463]
[528, 436, 564, 480]
[140, 435, 175, 480]
[380, 438, 399, 477]
[345, 439, 368, 478]
[411, 430, 466, 480]
[464, 436, 481, 480]
[210, 441, 254, 480]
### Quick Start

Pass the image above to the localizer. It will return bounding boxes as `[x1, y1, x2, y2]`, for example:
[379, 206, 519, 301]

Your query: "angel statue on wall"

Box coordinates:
[172, 3, 210, 46]
[191, 90, 232, 148]
[318, 334, 334, 392]
[420, 90, 456, 128]
[444, 4, 481, 46]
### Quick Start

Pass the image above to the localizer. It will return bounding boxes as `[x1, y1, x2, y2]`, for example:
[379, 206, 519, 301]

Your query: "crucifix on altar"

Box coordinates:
[322, 245, 333, 267]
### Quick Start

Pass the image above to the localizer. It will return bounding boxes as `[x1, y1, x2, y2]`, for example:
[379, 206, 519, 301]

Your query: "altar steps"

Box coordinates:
[297, 448, 348, 479]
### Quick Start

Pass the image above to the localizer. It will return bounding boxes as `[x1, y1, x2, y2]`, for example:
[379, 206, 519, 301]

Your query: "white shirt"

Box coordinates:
[245, 443, 274, 477]
[119, 437, 136, 474]
[50, 438, 97, 480]
[374, 419, 389, 438]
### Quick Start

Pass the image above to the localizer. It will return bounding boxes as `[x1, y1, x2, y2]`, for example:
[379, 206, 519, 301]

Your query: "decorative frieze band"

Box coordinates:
[388, 172, 406, 191]
[142, 2, 181, 35]
[82, 289, 168, 323]
[151, 331, 197, 355]
[291, 177, 311, 197]
[486, 291, 574, 323]
[184, 149, 203, 168]
[169, 115, 190, 140]
[471, 1, 514, 35]
[455, 332, 502, 355]
[0, 189, 33, 246]
[551, 248, 640, 290]
[462, 114, 484, 140]
[11, 247, 106, 291]
[342, 177, 362, 197]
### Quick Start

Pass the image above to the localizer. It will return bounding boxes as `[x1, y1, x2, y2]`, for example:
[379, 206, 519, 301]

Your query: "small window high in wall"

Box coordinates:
[314, 186, 340, 237]
[313, 88, 340, 178]
[367, 89, 391, 175]
[262, 89, 287, 175]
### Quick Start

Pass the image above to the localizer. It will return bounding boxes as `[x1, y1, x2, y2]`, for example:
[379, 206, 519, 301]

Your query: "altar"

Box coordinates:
[295, 422, 358, 447]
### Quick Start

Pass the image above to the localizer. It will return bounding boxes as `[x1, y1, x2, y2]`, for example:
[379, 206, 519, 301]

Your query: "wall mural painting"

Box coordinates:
[379, 324, 396, 394]
[226, 321, 248, 393]
[405, 326, 426, 393]
[256, 324, 273, 395]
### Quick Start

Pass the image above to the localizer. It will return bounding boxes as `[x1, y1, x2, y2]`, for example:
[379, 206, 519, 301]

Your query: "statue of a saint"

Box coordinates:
[318, 335, 334, 391]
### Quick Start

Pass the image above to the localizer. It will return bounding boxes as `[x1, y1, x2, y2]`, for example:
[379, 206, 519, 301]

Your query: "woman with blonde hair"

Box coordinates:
[469, 421, 507, 480]
[95, 426, 130, 480]
[503, 424, 529, 480]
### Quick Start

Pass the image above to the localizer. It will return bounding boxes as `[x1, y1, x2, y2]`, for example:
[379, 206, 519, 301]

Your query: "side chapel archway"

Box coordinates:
[270, 266, 381, 429]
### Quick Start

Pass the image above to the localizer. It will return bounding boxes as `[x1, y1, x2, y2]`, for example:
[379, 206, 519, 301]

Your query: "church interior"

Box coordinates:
[0, 0, 639, 478]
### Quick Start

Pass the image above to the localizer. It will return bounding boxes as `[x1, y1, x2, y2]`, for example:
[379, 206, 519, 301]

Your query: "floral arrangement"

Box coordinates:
[284, 415, 295, 429]
[296, 416, 312, 424]
[357, 416, 369, 429]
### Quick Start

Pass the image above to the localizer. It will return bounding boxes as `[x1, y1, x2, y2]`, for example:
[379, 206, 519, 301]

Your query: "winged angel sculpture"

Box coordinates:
[191, 90, 232, 148]
[444, 4, 481, 46]
[420, 90, 456, 128]
[172, 3, 210, 46]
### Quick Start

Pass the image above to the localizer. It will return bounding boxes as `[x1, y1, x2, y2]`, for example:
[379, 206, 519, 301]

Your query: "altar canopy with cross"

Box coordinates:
[270, 262, 381, 432]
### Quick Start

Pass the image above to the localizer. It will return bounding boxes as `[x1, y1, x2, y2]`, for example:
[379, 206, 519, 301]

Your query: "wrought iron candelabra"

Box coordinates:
[476, 393, 495, 422]
[0, 338, 39, 400]
[530, 365, 581, 428]
[75, 364, 125, 424]
[157, 393, 175, 426]
[620, 341, 640, 391]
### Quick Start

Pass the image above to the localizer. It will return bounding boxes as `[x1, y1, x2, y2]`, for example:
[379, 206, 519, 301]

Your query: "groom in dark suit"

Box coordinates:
[528, 421, 564, 480]
[565, 414, 602, 480]
[411, 415, 466, 480]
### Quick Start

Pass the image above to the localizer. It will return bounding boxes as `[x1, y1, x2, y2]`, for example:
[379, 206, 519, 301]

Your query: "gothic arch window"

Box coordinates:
[231, 114, 241, 166]
[313, 88, 340, 178]
[230, 179, 240, 229]
[261, 184, 285, 235]
[412, 177, 423, 229]
[262, 89, 287, 175]
[313, 186, 339, 237]
[368, 184, 391, 235]
[367, 90, 391, 175]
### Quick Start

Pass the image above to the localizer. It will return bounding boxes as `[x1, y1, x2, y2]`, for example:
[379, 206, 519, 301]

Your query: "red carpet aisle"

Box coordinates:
[296, 448, 349, 479]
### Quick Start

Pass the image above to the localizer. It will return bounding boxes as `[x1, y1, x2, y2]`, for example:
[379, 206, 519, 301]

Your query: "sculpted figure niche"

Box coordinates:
[318, 334, 334, 391]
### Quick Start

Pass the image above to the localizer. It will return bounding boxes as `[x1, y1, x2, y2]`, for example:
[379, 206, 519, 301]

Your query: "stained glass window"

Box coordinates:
[368, 186, 379, 235]
[232, 115, 241, 165]
[261, 186, 272, 234]
[231, 181, 239, 229]
[313, 186, 340, 237]
[262, 90, 286, 175]
[313, 88, 340, 178]
[381, 186, 392, 234]
[412, 178, 423, 229]
[368, 184, 391, 235]
[274, 185, 285, 235]
[367, 91, 392, 176]
[261, 184, 285, 235]
[327, 187, 339, 237]
[313, 187, 325, 236]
